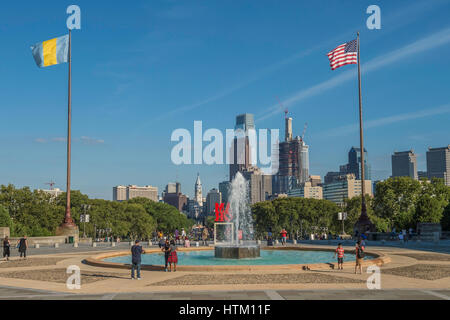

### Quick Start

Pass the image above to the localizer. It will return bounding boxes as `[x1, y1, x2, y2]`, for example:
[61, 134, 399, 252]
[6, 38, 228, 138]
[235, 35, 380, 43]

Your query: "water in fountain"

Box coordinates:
[228, 171, 253, 244]
[215, 171, 260, 259]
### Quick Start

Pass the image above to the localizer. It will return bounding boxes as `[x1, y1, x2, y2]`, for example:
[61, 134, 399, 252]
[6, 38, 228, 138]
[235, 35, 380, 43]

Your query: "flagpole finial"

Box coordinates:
[357, 31, 360, 36]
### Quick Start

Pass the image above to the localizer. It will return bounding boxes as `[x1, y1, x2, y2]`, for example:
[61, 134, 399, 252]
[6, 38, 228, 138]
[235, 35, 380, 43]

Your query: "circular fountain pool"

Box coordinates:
[103, 249, 373, 266]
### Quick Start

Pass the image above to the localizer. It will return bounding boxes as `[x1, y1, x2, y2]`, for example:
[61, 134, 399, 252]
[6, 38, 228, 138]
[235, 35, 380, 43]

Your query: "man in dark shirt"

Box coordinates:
[131, 240, 144, 280]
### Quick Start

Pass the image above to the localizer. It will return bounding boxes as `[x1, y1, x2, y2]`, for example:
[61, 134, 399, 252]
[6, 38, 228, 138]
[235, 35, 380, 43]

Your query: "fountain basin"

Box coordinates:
[215, 245, 260, 259]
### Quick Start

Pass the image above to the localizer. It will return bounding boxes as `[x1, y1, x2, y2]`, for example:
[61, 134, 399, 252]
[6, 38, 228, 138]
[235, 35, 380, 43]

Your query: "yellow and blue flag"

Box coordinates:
[31, 35, 69, 68]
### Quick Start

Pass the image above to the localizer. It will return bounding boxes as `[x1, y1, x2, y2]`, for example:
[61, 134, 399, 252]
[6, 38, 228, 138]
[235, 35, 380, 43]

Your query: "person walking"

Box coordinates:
[162, 238, 171, 272]
[168, 239, 178, 272]
[334, 243, 345, 270]
[354, 240, 365, 274]
[3, 236, 11, 261]
[17, 235, 28, 259]
[131, 240, 144, 280]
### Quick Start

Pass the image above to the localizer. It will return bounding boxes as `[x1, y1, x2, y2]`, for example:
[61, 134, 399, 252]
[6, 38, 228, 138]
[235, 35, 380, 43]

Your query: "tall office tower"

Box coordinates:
[175, 182, 181, 194]
[347, 147, 371, 180]
[206, 188, 222, 216]
[219, 181, 231, 204]
[426, 145, 450, 186]
[391, 150, 418, 180]
[242, 167, 273, 204]
[113, 185, 158, 202]
[235, 113, 255, 131]
[229, 114, 255, 181]
[299, 139, 310, 183]
[277, 115, 310, 193]
[194, 173, 203, 205]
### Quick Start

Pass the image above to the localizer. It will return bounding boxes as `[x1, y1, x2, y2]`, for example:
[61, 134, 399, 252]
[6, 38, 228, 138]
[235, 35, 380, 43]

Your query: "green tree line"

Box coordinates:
[252, 177, 450, 238]
[0, 184, 194, 239]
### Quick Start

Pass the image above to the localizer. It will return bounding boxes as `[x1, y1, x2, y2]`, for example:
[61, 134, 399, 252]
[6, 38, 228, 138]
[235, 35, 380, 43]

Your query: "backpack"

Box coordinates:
[357, 246, 365, 259]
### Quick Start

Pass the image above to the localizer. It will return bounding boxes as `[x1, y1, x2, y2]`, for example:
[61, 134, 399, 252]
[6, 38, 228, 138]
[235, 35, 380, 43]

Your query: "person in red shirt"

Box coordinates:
[280, 228, 288, 245]
[334, 243, 345, 270]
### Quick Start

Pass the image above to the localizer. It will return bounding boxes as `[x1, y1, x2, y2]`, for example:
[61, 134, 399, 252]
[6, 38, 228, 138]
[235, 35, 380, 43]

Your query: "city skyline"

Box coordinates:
[1, 0, 449, 200]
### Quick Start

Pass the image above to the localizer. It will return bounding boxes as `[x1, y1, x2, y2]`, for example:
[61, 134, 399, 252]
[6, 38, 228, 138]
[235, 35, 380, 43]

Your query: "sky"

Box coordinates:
[0, 0, 449, 200]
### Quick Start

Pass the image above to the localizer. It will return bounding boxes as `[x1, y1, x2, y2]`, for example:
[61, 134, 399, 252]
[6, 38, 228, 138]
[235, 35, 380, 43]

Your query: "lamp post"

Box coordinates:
[81, 204, 91, 238]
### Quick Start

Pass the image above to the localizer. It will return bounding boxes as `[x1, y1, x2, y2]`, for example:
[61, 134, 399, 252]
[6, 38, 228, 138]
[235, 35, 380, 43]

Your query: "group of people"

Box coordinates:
[2, 235, 28, 261]
[332, 239, 366, 274]
[130, 237, 179, 279]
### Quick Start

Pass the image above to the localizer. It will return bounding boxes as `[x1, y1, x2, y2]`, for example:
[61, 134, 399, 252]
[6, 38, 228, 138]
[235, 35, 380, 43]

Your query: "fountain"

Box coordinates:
[214, 172, 260, 259]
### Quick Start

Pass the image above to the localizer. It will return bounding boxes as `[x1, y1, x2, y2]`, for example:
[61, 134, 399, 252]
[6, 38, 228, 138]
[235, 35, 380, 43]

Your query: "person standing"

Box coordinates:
[354, 240, 365, 274]
[202, 227, 209, 246]
[162, 238, 171, 272]
[280, 228, 288, 245]
[131, 240, 144, 280]
[174, 228, 180, 245]
[17, 236, 28, 259]
[334, 243, 345, 270]
[168, 239, 178, 272]
[2, 236, 11, 261]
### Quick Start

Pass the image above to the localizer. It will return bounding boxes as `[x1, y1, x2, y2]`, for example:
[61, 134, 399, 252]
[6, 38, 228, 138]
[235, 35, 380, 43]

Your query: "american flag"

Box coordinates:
[327, 39, 357, 70]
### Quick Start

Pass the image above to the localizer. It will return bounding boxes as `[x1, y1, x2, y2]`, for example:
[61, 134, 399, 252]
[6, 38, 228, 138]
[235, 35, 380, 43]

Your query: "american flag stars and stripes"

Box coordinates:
[327, 39, 358, 70]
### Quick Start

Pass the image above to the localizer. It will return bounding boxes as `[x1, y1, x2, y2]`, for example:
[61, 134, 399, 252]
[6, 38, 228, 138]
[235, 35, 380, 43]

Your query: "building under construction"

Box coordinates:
[275, 114, 309, 194]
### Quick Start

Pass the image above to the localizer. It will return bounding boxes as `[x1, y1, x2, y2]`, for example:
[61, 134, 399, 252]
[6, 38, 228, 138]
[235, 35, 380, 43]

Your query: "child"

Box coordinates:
[334, 243, 345, 270]
[168, 239, 178, 272]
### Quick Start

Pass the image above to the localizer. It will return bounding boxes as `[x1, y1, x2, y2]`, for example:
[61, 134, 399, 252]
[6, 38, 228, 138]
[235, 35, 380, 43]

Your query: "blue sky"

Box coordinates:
[0, 0, 449, 200]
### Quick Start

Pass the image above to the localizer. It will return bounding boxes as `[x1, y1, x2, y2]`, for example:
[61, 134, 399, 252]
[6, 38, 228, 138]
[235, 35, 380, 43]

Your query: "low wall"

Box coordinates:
[6, 236, 67, 245]
[84, 246, 390, 272]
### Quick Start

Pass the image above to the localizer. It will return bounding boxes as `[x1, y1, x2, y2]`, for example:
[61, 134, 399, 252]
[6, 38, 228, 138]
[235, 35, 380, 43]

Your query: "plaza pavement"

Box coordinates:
[0, 241, 449, 300]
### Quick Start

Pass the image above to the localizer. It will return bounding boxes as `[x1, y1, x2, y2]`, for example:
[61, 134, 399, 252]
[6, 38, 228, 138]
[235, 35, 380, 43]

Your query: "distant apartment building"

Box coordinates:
[241, 167, 273, 204]
[287, 182, 323, 200]
[426, 145, 450, 186]
[206, 188, 222, 216]
[113, 185, 158, 202]
[163, 192, 188, 213]
[322, 174, 372, 206]
[391, 150, 418, 180]
[418, 171, 428, 180]
[165, 182, 181, 194]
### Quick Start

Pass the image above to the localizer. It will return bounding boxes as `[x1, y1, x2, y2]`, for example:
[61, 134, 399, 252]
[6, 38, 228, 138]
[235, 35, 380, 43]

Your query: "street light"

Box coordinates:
[81, 204, 91, 238]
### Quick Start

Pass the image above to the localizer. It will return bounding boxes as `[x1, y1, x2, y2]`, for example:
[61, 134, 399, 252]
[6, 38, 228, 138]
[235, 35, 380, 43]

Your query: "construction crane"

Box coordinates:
[301, 122, 308, 141]
[45, 181, 56, 190]
[276, 96, 288, 119]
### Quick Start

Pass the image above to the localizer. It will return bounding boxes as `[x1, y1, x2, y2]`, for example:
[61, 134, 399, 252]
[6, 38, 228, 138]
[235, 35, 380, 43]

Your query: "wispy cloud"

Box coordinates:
[256, 26, 450, 122]
[34, 138, 47, 143]
[79, 136, 105, 145]
[153, 1, 447, 122]
[321, 104, 450, 137]
[52, 137, 66, 143]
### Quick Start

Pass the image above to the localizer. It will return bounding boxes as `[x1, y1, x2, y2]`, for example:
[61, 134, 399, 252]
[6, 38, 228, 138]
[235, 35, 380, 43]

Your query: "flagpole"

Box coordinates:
[355, 31, 373, 235]
[64, 29, 75, 227]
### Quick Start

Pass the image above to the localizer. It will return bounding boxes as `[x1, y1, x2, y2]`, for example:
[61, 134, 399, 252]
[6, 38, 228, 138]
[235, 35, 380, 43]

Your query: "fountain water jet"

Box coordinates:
[214, 172, 260, 259]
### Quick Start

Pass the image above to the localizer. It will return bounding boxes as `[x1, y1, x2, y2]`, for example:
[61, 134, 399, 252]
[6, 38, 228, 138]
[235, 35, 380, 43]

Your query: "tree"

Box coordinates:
[0, 204, 12, 228]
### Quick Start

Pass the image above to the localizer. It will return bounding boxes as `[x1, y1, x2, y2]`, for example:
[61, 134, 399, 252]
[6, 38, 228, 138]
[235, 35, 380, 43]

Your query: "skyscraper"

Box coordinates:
[229, 114, 254, 181]
[219, 181, 231, 204]
[426, 145, 450, 186]
[206, 188, 222, 216]
[391, 150, 418, 180]
[347, 147, 371, 180]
